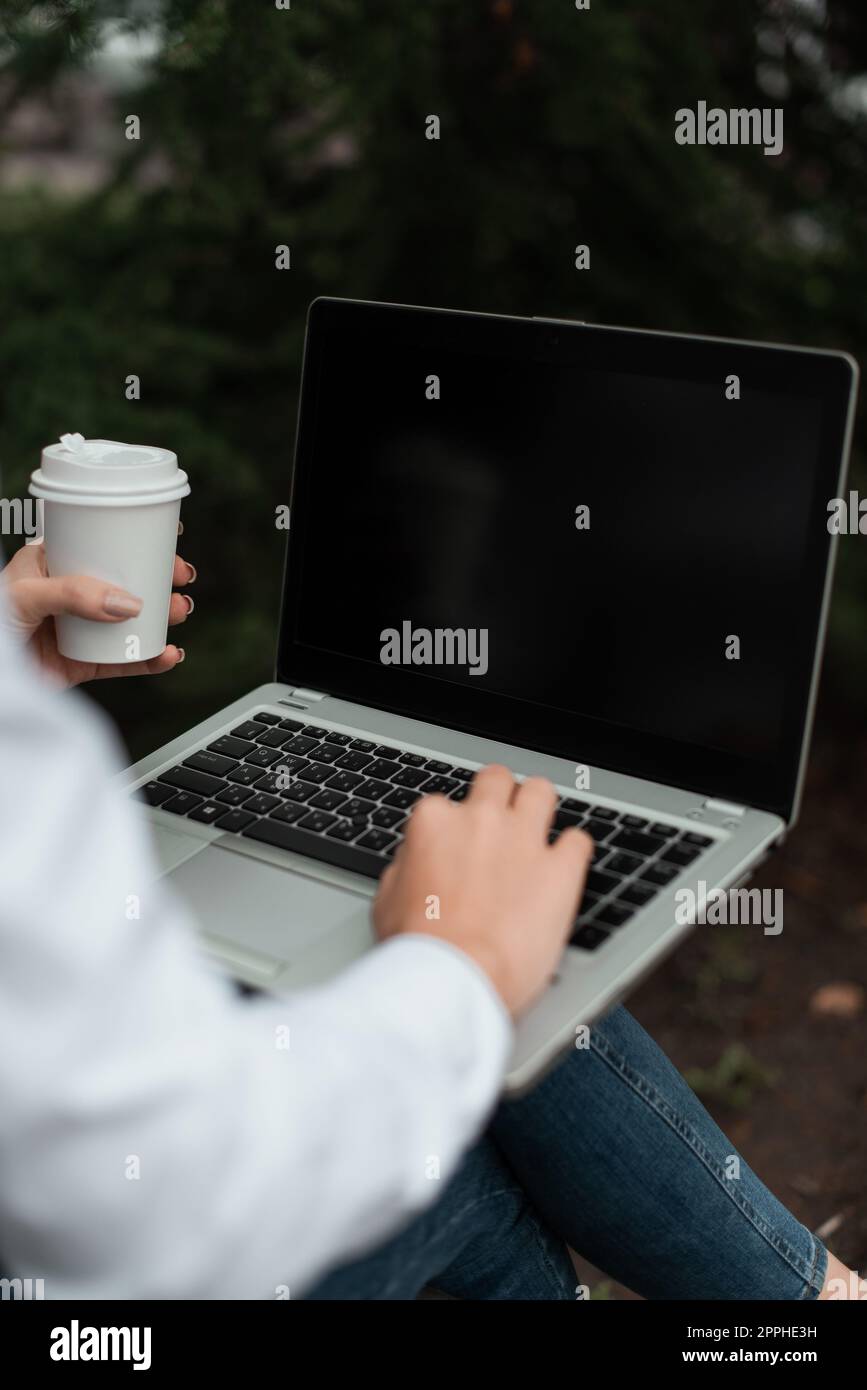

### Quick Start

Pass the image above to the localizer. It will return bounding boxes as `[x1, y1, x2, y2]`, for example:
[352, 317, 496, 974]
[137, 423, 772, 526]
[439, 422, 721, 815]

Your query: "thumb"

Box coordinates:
[9, 575, 143, 633]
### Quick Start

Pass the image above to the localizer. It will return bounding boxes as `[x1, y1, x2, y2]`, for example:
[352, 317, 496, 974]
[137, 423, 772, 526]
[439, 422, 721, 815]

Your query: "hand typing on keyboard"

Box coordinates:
[373, 765, 593, 1020]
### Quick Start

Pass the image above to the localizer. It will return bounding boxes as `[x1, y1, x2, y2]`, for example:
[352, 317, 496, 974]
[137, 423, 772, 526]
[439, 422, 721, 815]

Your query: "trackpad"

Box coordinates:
[152, 822, 211, 876]
[166, 844, 372, 970]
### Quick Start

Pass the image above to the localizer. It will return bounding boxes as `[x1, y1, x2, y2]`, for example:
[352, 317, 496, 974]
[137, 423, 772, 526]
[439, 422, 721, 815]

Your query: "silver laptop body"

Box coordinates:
[119, 298, 858, 1093]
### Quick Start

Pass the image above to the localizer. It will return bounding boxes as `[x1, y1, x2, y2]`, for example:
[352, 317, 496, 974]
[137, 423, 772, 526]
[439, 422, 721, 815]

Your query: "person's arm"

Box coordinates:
[0, 615, 520, 1296]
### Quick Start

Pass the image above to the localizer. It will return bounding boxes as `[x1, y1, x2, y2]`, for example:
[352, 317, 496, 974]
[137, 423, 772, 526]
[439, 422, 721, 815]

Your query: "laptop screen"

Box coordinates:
[279, 299, 856, 821]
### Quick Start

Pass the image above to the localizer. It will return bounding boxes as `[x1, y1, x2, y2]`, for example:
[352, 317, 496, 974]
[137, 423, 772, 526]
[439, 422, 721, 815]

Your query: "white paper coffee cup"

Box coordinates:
[29, 436, 190, 664]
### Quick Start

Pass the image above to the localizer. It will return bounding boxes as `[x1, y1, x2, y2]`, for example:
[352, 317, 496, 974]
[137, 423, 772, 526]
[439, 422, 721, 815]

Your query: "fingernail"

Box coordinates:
[177, 520, 184, 536]
[185, 562, 197, 584]
[103, 591, 142, 617]
[176, 647, 185, 663]
[182, 594, 195, 615]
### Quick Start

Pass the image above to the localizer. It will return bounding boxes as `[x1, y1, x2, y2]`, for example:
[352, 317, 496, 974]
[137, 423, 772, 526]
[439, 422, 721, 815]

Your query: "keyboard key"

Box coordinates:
[606, 851, 643, 877]
[341, 797, 376, 820]
[269, 755, 311, 782]
[392, 766, 428, 789]
[450, 784, 469, 801]
[590, 806, 618, 821]
[254, 711, 282, 725]
[619, 881, 656, 907]
[324, 731, 351, 745]
[184, 750, 238, 777]
[421, 774, 458, 795]
[244, 793, 280, 816]
[302, 726, 328, 739]
[560, 797, 589, 813]
[231, 720, 268, 740]
[299, 762, 333, 784]
[161, 791, 203, 816]
[138, 781, 175, 807]
[649, 822, 678, 838]
[306, 743, 344, 764]
[243, 818, 390, 878]
[383, 788, 420, 811]
[336, 750, 374, 772]
[683, 831, 714, 847]
[270, 802, 307, 825]
[282, 734, 319, 755]
[298, 810, 337, 834]
[571, 925, 610, 952]
[621, 814, 649, 829]
[554, 809, 583, 830]
[326, 770, 364, 794]
[586, 869, 621, 897]
[349, 739, 376, 752]
[425, 759, 453, 774]
[399, 752, 426, 767]
[216, 784, 254, 806]
[188, 801, 225, 825]
[159, 766, 225, 797]
[326, 819, 364, 842]
[256, 726, 294, 748]
[575, 890, 601, 919]
[662, 842, 702, 867]
[208, 735, 256, 759]
[282, 781, 318, 803]
[371, 805, 404, 829]
[310, 788, 348, 813]
[244, 746, 283, 768]
[641, 861, 681, 886]
[263, 774, 302, 799]
[591, 845, 611, 866]
[214, 809, 256, 833]
[584, 818, 619, 843]
[357, 828, 396, 853]
[452, 767, 476, 782]
[278, 717, 305, 732]
[595, 902, 635, 929]
[226, 764, 266, 787]
[365, 758, 401, 781]
[354, 777, 393, 801]
[374, 745, 402, 760]
[610, 829, 666, 856]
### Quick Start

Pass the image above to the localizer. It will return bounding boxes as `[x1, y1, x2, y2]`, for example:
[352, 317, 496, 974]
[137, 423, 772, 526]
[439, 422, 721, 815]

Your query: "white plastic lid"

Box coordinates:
[30, 434, 190, 507]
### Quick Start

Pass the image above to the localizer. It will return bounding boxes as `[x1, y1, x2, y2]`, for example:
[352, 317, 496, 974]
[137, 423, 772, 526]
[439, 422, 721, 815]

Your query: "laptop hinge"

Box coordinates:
[284, 687, 328, 703]
[702, 797, 747, 817]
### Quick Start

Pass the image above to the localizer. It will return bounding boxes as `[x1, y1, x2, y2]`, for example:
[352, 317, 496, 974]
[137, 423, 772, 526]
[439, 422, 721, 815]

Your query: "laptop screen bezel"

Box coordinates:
[276, 297, 857, 823]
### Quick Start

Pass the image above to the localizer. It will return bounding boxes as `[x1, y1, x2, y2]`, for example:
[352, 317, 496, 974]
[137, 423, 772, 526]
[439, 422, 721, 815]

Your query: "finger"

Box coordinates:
[466, 763, 516, 808]
[550, 827, 593, 920]
[552, 825, 593, 877]
[511, 774, 558, 832]
[91, 645, 185, 680]
[377, 861, 398, 898]
[11, 575, 142, 627]
[403, 791, 453, 841]
[168, 592, 194, 625]
[173, 554, 196, 586]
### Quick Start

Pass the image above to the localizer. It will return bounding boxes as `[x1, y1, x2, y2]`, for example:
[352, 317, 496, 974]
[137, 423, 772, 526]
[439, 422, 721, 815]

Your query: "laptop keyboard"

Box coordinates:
[137, 711, 717, 954]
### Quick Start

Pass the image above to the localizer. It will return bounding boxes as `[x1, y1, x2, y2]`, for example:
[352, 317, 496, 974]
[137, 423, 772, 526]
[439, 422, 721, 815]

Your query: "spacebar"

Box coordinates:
[242, 818, 388, 879]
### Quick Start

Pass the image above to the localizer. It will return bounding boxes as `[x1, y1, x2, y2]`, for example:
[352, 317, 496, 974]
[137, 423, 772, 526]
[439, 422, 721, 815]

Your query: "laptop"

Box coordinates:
[121, 297, 858, 1093]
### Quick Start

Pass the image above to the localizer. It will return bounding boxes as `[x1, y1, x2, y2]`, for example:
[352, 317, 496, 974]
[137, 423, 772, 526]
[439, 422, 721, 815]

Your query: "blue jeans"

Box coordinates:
[306, 1006, 827, 1300]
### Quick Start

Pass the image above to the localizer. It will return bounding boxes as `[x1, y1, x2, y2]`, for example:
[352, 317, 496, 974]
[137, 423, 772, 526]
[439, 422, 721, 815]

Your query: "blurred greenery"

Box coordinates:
[0, 0, 864, 758]
[684, 1041, 778, 1109]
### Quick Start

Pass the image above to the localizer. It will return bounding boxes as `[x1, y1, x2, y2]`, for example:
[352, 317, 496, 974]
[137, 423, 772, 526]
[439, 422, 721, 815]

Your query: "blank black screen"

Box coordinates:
[283, 301, 853, 817]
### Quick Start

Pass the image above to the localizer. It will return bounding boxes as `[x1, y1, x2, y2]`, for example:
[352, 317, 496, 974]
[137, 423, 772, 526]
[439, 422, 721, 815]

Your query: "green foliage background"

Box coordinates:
[1, 0, 864, 758]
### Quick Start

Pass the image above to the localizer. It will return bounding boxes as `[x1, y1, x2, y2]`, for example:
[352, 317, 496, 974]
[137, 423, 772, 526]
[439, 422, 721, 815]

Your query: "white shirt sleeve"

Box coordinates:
[0, 608, 512, 1298]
